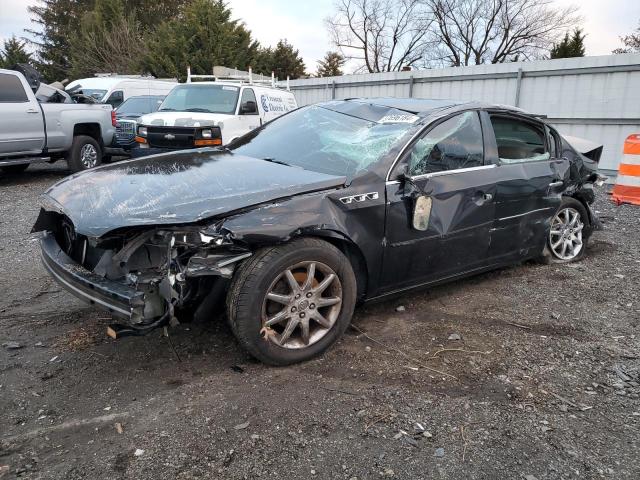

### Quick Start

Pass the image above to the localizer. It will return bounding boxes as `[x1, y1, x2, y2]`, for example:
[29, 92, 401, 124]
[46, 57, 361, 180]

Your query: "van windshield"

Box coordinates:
[74, 88, 107, 101]
[158, 84, 240, 114]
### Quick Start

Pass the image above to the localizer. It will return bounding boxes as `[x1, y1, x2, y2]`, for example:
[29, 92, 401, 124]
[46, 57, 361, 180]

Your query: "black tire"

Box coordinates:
[227, 237, 357, 365]
[68, 135, 102, 172]
[1, 164, 29, 174]
[541, 196, 589, 264]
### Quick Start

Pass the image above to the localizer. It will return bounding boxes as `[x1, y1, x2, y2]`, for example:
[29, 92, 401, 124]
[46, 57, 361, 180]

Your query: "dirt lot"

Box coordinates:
[1, 163, 639, 480]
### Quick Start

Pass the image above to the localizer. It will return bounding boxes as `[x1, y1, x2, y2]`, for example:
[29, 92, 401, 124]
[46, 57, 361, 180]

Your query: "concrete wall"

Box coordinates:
[285, 54, 640, 174]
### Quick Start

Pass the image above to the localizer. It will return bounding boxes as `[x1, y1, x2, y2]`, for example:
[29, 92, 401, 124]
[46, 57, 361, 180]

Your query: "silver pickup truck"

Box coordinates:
[0, 68, 115, 173]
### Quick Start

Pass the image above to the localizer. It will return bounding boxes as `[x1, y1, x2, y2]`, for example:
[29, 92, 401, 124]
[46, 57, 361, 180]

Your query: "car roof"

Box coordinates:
[343, 97, 527, 116]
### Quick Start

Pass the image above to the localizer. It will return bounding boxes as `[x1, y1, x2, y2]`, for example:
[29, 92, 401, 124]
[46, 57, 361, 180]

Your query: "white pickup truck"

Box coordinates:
[0, 68, 115, 173]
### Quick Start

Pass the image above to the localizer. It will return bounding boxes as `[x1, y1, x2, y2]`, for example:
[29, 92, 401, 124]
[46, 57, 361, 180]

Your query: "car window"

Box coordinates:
[490, 116, 549, 163]
[546, 126, 558, 158]
[106, 90, 124, 108]
[0, 73, 29, 102]
[405, 111, 484, 176]
[159, 84, 239, 114]
[240, 88, 257, 106]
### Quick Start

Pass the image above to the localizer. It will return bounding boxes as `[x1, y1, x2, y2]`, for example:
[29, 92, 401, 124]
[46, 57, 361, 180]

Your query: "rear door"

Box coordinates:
[381, 110, 497, 291]
[482, 111, 569, 262]
[0, 72, 45, 156]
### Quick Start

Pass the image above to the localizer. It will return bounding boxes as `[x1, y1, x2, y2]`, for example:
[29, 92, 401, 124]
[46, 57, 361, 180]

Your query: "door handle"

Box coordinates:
[473, 191, 493, 205]
[26, 108, 39, 114]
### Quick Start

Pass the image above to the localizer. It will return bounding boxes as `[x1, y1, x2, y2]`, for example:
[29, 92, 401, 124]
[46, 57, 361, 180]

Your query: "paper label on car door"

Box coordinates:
[378, 113, 419, 124]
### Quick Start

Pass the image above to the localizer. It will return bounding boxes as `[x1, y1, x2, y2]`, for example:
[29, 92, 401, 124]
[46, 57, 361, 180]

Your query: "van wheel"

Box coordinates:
[541, 197, 589, 264]
[227, 238, 357, 365]
[68, 135, 102, 172]
[1, 164, 29, 174]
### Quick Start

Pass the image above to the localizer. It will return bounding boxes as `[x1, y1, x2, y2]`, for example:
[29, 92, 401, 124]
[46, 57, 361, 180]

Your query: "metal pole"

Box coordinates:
[514, 68, 523, 107]
[408, 75, 414, 98]
[331, 80, 336, 100]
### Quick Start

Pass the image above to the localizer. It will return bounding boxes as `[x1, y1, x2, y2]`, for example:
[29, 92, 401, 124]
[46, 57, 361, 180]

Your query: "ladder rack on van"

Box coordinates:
[186, 66, 290, 91]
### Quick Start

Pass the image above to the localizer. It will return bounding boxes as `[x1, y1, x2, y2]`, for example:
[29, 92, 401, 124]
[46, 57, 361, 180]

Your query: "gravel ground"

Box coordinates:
[1, 162, 639, 480]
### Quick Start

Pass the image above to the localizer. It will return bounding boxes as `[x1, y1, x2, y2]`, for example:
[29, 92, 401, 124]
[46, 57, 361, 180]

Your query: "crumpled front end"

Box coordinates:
[34, 210, 252, 337]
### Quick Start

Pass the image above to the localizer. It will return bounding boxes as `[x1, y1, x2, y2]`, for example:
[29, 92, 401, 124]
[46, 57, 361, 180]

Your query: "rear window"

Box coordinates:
[490, 116, 549, 163]
[0, 73, 28, 102]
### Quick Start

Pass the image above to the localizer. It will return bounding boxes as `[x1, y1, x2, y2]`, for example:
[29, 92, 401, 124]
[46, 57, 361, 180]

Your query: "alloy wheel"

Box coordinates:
[80, 144, 98, 169]
[549, 207, 584, 261]
[261, 261, 342, 349]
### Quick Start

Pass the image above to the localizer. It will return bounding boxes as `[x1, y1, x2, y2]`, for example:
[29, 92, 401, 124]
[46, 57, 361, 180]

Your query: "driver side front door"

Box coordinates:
[381, 110, 498, 293]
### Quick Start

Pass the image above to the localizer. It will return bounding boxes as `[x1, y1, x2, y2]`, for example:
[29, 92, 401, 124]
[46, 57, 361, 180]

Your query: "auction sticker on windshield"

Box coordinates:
[379, 113, 419, 124]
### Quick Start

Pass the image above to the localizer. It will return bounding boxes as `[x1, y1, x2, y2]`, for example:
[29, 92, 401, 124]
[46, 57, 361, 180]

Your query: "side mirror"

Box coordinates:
[412, 195, 432, 231]
[240, 100, 258, 114]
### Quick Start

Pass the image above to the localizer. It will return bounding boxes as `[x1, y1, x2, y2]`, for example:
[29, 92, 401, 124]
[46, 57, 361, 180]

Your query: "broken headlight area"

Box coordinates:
[36, 212, 251, 336]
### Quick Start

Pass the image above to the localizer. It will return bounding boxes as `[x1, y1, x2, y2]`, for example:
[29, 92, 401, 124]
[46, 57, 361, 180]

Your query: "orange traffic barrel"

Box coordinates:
[611, 134, 640, 206]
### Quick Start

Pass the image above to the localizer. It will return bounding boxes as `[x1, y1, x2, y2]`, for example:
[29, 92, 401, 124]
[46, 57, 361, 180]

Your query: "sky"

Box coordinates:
[0, 0, 638, 74]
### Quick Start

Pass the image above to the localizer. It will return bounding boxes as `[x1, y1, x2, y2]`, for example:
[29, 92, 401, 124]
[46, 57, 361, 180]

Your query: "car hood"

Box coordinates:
[138, 111, 231, 127]
[43, 150, 346, 238]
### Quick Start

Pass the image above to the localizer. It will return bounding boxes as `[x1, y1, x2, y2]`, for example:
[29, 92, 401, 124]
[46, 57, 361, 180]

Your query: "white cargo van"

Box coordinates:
[65, 75, 177, 108]
[133, 66, 297, 153]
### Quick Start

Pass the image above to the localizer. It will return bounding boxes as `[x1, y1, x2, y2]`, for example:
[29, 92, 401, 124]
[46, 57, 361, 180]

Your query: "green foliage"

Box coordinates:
[253, 40, 306, 80]
[613, 22, 640, 54]
[27, 0, 94, 81]
[144, 0, 260, 81]
[550, 28, 586, 59]
[25, 0, 307, 83]
[316, 51, 346, 77]
[0, 36, 33, 69]
[68, 0, 148, 78]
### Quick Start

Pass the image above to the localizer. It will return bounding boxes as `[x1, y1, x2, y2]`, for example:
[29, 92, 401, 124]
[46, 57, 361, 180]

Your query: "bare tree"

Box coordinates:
[427, 0, 580, 66]
[325, 0, 434, 73]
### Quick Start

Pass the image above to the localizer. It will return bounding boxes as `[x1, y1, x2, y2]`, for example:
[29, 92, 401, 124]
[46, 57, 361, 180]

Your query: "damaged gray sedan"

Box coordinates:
[33, 98, 603, 365]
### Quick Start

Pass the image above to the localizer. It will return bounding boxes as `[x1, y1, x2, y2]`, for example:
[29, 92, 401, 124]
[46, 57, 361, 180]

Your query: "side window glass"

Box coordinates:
[406, 111, 484, 176]
[106, 90, 124, 108]
[239, 88, 258, 114]
[546, 127, 558, 158]
[0, 73, 29, 102]
[490, 116, 549, 163]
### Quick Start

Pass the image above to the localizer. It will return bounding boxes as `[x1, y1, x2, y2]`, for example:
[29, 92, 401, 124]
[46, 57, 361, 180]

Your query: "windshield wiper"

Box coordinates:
[185, 107, 214, 113]
[262, 157, 292, 167]
[158, 107, 176, 112]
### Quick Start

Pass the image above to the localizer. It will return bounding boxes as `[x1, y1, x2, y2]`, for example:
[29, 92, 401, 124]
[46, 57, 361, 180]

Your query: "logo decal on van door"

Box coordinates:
[260, 94, 287, 113]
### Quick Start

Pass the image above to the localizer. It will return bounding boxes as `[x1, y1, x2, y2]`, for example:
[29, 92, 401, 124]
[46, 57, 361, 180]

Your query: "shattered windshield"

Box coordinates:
[230, 105, 417, 179]
[159, 84, 239, 114]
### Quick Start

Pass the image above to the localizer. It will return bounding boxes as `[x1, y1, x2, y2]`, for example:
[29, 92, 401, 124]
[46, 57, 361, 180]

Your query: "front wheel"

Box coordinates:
[227, 238, 357, 365]
[542, 197, 589, 264]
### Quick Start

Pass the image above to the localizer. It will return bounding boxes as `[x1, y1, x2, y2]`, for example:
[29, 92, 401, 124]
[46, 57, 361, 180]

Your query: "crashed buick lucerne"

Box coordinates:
[33, 98, 603, 365]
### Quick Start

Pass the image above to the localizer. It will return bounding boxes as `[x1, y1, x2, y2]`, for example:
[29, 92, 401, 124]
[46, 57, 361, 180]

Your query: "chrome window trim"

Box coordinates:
[386, 164, 497, 186]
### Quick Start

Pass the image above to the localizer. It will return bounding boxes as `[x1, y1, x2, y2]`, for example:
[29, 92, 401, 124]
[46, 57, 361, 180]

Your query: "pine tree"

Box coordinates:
[550, 28, 586, 59]
[0, 36, 32, 69]
[144, 0, 260, 81]
[316, 51, 346, 77]
[68, 0, 148, 78]
[26, 0, 94, 81]
[267, 40, 306, 80]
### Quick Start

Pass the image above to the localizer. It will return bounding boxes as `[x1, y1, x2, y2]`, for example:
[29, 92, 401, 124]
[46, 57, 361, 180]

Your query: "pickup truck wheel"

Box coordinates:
[69, 135, 102, 172]
[227, 238, 357, 365]
[1, 164, 29, 174]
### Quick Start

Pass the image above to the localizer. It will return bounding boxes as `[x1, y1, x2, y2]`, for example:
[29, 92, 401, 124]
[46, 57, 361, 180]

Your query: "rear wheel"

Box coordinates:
[1, 164, 29, 174]
[227, 238, 357, 365]
[68, 135, 102, 172]
[542, 197, 589, 263]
